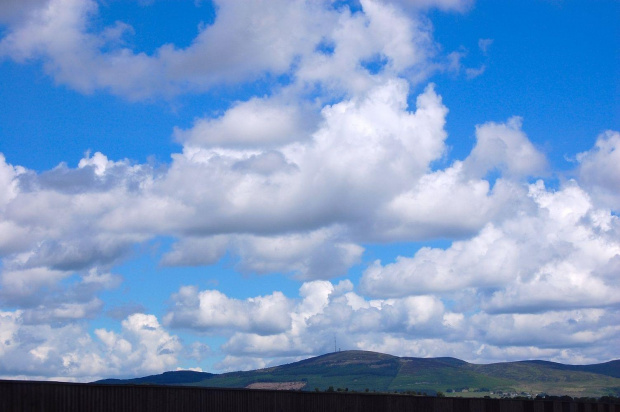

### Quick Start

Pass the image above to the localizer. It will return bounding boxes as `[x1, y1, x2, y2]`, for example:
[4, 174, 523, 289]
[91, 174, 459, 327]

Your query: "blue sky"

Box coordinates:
[0, 0, 618, 381]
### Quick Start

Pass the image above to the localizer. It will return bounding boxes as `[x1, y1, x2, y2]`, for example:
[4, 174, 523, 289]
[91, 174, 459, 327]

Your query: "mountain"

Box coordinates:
[95, 350, 620, 398]
[98, 370, 214, 386]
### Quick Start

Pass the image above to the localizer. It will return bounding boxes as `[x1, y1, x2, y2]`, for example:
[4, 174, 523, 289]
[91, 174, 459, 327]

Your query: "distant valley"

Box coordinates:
[96, 350, 620, 398]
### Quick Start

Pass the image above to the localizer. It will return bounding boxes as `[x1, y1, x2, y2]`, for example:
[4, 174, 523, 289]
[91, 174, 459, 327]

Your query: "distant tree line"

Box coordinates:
[314, 387, 435, 397]
[312, 387, 619, 404]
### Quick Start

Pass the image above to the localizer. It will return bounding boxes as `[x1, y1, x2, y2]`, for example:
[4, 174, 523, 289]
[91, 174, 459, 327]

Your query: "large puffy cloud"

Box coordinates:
[96, 314, 183, 376]
[0, 153, 150, 325]
[360, 180, 620, 313]
[90, 81, 449, 241]
[161, 229, 363, 280]
[174, 97, 320, 149]
[0, 266, 122, 323]
[0, 312, 186, 381]
[3, 152, 150, 262]
[353, 115, 547, 241]
[576, 130, 620, 210]
[375, 163, 516, 240]
[463, 117, 548, 179]
[0, 0, 331, 98]
[296, 0, 437, 94]
[468, 309, 619, 352]
[0, 267, 70, 305]
[164, 287, 293, 335]
[230, 231, 363, 280]
[0, 0, 451, 99]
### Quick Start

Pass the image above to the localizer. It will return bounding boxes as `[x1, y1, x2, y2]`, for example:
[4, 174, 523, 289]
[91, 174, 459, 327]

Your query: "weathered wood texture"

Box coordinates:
[0, 380, 617, 412]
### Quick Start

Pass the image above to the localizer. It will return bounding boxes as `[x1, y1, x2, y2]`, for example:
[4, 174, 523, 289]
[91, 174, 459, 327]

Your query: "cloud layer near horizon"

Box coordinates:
[0, 0, 618, 380]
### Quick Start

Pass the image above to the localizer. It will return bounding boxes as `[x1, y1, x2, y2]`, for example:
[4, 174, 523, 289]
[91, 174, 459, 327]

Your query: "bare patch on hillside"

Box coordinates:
[246, 382, 307, 390]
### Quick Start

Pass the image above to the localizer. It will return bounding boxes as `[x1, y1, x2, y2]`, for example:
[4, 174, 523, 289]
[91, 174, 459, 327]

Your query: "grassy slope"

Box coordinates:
[520, 360, 620, 379]
[468, 362, 620, 397]
[389, 358, 514, 394]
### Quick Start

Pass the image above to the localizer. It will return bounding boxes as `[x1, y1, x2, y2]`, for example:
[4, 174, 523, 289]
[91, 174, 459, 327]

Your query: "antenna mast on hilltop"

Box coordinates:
[334, 335, 337, 353]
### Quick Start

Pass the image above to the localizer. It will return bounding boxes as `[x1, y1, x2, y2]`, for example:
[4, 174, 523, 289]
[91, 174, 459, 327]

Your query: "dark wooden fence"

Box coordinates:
[1, 380, 618, 412]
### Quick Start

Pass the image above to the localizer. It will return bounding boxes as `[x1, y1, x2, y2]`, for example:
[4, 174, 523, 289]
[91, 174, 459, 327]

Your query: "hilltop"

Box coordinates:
[96, 350, 620, 398]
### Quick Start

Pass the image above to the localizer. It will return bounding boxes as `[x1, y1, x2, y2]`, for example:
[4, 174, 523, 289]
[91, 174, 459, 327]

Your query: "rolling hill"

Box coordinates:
[96, 350, 620, 398]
